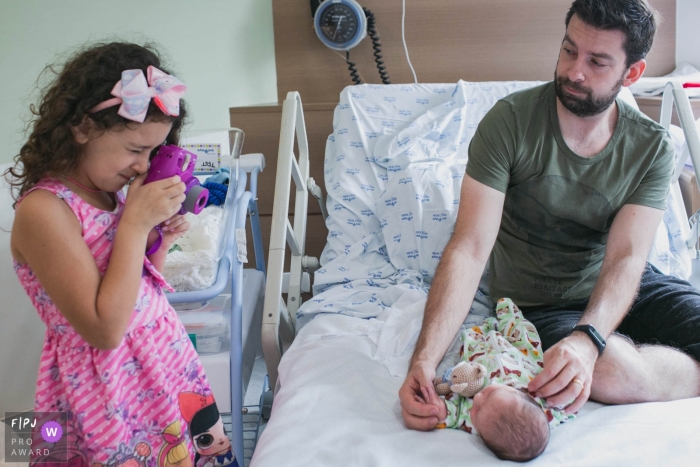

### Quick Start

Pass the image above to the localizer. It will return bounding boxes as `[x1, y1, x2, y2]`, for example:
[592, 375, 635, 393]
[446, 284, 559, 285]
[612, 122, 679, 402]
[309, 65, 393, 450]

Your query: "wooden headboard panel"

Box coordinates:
[273, 0, 676, 104]
[233, 0, 676, 271]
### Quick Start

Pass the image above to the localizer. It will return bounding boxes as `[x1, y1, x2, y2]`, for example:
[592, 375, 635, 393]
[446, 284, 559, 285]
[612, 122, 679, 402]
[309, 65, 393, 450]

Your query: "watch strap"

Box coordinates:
[571, 324, 606, 357]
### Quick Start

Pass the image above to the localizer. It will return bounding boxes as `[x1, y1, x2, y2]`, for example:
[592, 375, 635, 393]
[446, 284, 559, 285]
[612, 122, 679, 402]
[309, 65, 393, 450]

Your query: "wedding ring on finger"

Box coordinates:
[572, 378, 584, 390]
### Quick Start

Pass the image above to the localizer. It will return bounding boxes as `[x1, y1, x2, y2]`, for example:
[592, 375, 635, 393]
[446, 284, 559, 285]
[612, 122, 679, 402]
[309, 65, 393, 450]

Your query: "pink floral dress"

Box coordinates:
[14, 179, 224, 467]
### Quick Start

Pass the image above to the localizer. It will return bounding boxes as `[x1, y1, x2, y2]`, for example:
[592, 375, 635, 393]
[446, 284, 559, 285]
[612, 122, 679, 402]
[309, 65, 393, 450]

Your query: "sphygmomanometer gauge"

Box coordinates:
[314, 0, 367, 51]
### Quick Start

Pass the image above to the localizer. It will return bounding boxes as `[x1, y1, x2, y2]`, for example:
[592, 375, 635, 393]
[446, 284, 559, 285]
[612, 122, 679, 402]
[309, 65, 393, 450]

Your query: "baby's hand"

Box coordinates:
[416, 386, 448, 428]
[436, 398, 447, 426]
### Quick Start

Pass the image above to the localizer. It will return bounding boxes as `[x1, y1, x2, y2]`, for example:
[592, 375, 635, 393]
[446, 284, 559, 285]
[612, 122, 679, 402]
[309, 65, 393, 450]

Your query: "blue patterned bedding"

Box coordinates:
[296, 81, 691, 327]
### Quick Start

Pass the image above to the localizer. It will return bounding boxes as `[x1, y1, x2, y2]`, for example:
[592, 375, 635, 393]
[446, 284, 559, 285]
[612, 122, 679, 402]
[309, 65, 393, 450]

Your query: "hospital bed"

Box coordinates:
[252, 82, 700, 466]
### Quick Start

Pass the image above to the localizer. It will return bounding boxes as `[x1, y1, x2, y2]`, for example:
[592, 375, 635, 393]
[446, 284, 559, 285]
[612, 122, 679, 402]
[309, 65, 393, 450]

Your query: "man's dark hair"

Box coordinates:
[565, 0, 658, 67]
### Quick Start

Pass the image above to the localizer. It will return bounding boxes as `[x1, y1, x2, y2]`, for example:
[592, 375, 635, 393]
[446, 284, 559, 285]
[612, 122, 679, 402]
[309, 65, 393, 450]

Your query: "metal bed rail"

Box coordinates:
[659, 82, 700, 184]
[262, 91, 316, 390]
[656, 83, 700, 284]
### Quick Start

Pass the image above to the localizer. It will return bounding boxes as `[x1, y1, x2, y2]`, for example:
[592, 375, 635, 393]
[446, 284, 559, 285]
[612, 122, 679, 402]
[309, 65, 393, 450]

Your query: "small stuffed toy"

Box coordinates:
[434, 361, 487, 398]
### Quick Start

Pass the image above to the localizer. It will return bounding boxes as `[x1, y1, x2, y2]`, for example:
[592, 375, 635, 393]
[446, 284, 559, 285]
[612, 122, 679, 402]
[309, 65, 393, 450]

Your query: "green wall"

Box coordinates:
[0, 0, 277, 415]
[0, 0, 277, 165]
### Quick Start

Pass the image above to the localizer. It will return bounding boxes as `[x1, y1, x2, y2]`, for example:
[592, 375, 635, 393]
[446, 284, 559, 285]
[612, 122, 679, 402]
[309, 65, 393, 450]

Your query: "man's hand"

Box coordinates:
[417, 384, 447, 426]
[399, 362, 441, 430]
[528, 332, 599, 414]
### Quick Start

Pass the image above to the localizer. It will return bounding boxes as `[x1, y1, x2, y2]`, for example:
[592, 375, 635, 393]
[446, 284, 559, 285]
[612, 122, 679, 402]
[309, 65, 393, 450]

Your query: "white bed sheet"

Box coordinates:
[252, 314, 700, 467]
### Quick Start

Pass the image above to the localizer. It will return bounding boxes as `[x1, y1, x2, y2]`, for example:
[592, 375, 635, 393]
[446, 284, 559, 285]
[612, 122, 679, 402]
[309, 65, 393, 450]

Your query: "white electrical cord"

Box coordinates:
[402, 0, 418, 83]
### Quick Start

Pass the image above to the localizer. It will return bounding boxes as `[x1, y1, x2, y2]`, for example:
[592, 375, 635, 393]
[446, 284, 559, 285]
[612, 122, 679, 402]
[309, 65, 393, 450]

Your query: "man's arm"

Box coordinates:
[528, 203, 664, 412]
[399, 174, 505, 430]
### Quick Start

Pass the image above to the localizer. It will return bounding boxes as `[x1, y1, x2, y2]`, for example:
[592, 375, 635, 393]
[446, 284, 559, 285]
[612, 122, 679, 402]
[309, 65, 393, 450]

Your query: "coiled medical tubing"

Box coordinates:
[363, 8, 390, 84]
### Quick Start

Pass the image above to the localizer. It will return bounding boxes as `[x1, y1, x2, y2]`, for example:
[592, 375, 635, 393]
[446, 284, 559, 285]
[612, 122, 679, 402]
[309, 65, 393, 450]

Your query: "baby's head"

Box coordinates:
[9, 42, 187, 200]
[471, 383, 550, 462]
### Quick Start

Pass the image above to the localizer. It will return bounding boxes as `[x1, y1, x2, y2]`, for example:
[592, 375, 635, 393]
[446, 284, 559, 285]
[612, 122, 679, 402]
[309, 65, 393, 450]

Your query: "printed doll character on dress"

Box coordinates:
[419, 298, 575, 462]
[179, 392, 239, 467]
[7, 41, 229, 466]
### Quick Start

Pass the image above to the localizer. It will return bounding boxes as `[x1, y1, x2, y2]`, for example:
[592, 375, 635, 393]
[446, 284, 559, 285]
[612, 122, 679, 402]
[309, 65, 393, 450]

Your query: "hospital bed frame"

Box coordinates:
[662, 82, 700, 185]
[262, 83, 700, 393]
[165, 128, 266, 465]
[262, 92, 323, 389]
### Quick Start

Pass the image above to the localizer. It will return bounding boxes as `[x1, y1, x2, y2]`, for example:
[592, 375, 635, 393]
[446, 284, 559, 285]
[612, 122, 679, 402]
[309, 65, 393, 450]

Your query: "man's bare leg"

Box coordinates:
[590, 334, 700, 404]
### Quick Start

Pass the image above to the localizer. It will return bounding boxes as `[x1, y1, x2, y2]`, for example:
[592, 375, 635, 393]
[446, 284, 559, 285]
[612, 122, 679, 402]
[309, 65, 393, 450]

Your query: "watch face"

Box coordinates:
[318, 3, 359, 44]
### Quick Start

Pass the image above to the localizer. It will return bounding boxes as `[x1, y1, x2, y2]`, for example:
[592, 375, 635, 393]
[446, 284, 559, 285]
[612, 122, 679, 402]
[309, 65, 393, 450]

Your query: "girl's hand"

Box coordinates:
[122, 174, 186, 234]
[161, 214, 190, 249]
[145, 214, 189, 253]
[145, 213, 190, 271]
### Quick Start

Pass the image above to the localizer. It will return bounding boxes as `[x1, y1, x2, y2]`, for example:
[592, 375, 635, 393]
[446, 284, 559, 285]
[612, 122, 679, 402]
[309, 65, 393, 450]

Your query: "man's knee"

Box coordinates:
[624, 269, 700, 360]
[589, 334, 657, 404]
[590, 334, 700, 403]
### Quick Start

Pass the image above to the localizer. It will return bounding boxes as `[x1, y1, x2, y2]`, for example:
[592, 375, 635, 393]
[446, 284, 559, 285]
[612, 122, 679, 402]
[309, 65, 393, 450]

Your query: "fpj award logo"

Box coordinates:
[4, 411, 68, 463]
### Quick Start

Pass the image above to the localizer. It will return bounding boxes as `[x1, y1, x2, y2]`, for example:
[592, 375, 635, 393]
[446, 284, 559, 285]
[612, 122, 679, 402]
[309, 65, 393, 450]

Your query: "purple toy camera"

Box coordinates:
[144, 145, 209, 215]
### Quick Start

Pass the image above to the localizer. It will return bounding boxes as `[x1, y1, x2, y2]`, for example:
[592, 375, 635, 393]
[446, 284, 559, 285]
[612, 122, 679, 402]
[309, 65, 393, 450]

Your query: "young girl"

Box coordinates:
[7, 42, 236, 467]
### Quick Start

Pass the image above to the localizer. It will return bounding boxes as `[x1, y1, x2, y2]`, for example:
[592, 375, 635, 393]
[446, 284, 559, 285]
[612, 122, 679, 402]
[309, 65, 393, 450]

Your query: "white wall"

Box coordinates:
[0, 0, 276, 414]
[677, 0, 700, 70]
[0, 0, 277, 166]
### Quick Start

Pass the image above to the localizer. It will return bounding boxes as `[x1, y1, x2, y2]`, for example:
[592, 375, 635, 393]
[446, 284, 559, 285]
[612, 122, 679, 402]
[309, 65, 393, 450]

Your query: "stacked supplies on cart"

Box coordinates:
[174, 294, 231, 354]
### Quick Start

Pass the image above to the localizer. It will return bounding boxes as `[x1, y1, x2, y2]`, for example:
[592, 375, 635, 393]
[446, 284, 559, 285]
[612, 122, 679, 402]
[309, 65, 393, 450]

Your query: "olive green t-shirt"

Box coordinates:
[466, 82, 674, 307]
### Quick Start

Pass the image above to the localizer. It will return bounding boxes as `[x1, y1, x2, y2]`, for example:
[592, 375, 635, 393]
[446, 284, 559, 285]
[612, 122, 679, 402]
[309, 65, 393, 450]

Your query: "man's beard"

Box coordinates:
[554, 72, 625, 118]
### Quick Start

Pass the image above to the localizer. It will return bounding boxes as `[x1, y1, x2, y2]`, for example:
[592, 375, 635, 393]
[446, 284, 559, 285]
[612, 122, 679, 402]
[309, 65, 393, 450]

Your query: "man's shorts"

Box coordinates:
[519, 263, 700, 361]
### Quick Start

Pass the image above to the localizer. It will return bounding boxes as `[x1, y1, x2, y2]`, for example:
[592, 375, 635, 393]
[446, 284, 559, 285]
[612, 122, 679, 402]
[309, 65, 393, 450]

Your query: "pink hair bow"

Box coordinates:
[89, 65, 186, 122]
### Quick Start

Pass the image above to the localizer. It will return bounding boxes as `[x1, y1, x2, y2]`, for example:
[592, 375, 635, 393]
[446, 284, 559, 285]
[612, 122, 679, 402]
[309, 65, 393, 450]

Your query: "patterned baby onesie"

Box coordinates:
[14, 179, 235, 467]
[440, 298, 575, 434]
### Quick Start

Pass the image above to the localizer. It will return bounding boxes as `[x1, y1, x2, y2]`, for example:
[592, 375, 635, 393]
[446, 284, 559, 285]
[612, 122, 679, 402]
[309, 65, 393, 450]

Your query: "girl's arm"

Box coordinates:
[12, 176, 185, 350]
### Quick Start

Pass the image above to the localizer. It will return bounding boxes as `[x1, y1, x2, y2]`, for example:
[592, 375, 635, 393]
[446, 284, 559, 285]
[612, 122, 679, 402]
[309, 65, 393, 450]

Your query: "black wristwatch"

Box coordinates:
[571, 324, 606, 357]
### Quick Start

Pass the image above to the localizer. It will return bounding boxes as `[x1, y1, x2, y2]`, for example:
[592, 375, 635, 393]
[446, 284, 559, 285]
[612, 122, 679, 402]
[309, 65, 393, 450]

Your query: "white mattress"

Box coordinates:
[252, 314, 700, 466]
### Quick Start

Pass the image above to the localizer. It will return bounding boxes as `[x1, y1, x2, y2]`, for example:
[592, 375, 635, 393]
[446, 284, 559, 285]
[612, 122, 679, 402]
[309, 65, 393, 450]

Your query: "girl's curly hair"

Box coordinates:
[5, 41, 188, 204]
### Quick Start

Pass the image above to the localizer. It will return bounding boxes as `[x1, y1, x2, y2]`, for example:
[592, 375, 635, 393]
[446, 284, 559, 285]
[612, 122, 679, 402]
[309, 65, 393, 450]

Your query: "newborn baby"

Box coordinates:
[431, 298, 575, 461]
